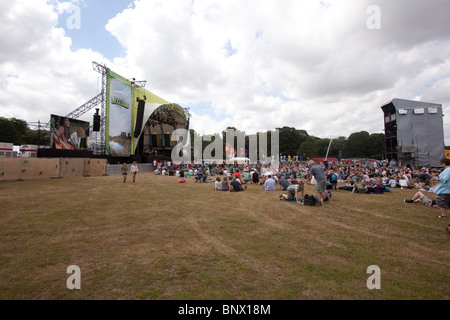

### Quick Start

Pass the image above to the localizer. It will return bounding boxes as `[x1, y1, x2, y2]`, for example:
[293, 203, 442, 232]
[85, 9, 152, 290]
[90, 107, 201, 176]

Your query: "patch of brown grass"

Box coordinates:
[0, 173, 449, 300]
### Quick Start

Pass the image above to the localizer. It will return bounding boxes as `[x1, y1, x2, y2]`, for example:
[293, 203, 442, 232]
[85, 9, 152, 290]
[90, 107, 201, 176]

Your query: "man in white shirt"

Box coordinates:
[264, 175, 276, 191]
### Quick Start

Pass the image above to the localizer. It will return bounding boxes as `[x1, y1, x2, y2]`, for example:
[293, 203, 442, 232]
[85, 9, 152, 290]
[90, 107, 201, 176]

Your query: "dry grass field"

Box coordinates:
[0, 172, 449, 300]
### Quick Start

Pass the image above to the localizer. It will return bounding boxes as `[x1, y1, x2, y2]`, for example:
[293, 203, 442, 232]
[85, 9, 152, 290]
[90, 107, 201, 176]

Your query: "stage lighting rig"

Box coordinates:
[130, 77, 147, 88]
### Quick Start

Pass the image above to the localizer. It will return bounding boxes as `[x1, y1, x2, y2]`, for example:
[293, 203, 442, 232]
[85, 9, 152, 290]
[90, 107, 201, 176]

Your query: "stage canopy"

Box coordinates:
[106, 69, 190, 157]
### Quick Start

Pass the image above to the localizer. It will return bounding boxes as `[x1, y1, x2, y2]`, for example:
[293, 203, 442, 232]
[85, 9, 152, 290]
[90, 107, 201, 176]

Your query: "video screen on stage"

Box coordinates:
[50, 114, 90, 150]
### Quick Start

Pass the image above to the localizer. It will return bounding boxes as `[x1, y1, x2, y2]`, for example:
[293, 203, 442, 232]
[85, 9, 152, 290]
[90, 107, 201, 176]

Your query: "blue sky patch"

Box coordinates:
[56, 0, 133, 60]
[223, 39, 238, 57]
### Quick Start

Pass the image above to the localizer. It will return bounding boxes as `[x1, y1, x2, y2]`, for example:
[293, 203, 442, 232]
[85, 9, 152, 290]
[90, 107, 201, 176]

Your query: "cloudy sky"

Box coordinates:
[1, 0, 450, 143]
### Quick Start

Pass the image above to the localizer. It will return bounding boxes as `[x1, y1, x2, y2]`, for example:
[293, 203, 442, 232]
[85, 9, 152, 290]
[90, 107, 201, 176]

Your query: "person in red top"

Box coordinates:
[234, 169, 241, 182]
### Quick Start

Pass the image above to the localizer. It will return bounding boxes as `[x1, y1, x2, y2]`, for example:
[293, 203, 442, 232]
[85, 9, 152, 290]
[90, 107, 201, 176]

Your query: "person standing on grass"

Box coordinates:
[432, 157, 450, 219]
[130, 161, 138, 183]
[307, 162, 327, 206]
[121, 163, 128, 183]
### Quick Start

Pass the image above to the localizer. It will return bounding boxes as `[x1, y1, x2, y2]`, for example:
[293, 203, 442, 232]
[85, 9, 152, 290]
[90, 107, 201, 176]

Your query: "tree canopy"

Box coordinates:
[0, 117, 386, 159]
[0, 117, 49, 146]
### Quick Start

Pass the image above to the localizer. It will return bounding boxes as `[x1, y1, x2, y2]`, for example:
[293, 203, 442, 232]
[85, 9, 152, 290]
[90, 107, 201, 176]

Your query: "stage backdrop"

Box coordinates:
[106, 69, 170, 157]
[106, 70, 133, 157]
[50, 114, 90, 150]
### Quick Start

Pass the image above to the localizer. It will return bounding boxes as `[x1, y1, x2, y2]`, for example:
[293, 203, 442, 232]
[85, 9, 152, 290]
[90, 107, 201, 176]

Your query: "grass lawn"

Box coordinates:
[0, 173, 449, 300]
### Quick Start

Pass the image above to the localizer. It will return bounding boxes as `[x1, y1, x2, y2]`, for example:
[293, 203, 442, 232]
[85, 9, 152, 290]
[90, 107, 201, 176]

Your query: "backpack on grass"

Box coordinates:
[303, 194, 317, 206]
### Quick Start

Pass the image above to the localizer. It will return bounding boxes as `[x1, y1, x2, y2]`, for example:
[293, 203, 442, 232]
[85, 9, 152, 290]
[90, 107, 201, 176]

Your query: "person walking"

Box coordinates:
[121, 163, 128, 183]
[130, 161, 139, 183]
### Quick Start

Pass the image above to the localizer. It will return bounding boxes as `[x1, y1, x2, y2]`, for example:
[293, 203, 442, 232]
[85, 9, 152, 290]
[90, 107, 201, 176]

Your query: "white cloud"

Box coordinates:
[1, 0, 450, 145]
[0, 0, 109, 125]
[104, 0, 450, 142]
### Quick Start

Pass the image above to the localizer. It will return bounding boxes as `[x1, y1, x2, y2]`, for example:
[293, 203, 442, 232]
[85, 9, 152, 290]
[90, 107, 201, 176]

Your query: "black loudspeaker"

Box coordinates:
[134, 99, 146, 138]
[93, 114, 101, 132]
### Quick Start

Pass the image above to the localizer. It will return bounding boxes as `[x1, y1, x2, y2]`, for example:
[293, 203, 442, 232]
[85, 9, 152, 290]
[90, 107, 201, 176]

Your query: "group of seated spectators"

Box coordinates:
[150, 158, 448, 234]
[152, 159, 442, 197]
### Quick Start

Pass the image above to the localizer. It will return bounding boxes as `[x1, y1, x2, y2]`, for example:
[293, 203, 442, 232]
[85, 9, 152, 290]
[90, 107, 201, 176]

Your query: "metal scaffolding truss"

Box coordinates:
[65, 93, 103, 120]
[40, 61, 160, 156]
[40, 62, 108, 155]
[92, 62, 108, 155]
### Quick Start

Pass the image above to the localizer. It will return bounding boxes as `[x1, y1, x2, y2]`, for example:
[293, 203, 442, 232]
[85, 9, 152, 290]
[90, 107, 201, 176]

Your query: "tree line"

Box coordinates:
[189, 126, 387, 161]
[0, 117, 387, 159]
[0, 117, 50, 146]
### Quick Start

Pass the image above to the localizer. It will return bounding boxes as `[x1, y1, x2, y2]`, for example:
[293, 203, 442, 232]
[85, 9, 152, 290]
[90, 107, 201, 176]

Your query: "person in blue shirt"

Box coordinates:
[433, 158, 450, 219]
[278, 178, 290, 191]
[243, 170, 251, 184]
[264, 175, 277, 191]
[307, 162, 327, 205]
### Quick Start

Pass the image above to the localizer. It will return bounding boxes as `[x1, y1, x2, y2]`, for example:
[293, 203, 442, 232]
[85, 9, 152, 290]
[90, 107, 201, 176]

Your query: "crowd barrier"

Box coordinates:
[0, 158, 107, 181]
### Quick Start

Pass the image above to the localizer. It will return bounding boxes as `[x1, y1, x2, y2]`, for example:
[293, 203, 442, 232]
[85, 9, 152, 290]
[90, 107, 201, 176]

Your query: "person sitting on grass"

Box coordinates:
[252, 170, 260, 185]
[230, 175, 247, 192]
[214, 177, 222, 191]
[336, 179, 355, 191]
[367, 178, 387, 194]
[235, 169, 242, 182]
[202, 170, 209, 182]
[221, 176, 230, 191]
[243, 170, 251, 184]
[404, 191, 437, 208]
[389, 175, 400, 188]
[352, 177, 368, 194]
[264, 175, 277, 191]
[326, 170, 338, 190]
[195, 169, 203, 183]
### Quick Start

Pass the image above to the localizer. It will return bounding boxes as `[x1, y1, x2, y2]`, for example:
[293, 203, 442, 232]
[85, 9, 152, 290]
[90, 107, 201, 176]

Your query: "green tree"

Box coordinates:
[344, 131, 370, 158]
[316, 138, 331, 158]
[328, 136, 347, 159]
[277, 126, 309, 157]
[0, 117, 29, 144]
[297, 136, 320, 159]
[367, 133, 385, 159]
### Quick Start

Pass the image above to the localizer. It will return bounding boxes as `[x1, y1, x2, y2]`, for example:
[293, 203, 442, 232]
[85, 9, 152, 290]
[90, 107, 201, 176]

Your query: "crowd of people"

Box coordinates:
[146, 157, 450, 234]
